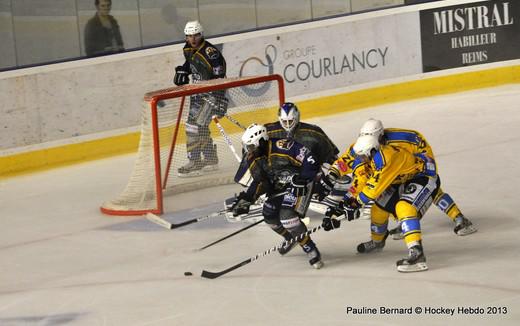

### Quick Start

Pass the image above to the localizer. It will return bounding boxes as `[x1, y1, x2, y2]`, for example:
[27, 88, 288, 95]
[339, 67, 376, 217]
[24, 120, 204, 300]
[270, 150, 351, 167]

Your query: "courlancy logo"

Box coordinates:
[240, 43, 389, 86]
[238, 45, 277, 96]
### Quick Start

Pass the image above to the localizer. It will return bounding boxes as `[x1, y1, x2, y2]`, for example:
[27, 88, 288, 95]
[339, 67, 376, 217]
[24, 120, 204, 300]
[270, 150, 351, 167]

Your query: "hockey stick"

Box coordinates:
[200, 216, 335, 279]
[224, 114, 247, 130]
[146, 209, 226, 230]
[197, 218, 265, 251]
[212, 116, 241, 163]
[198, 216, 311, 251]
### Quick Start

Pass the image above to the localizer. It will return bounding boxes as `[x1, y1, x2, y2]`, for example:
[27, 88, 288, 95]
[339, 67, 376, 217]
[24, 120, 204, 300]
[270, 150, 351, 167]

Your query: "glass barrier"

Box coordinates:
[0, 0, 432, 71]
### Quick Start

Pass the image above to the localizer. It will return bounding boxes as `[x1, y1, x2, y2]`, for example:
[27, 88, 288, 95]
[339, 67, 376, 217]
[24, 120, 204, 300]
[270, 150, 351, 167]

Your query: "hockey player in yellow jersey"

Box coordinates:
[350, 135, 438, 272]
[358, 119, 476, 237]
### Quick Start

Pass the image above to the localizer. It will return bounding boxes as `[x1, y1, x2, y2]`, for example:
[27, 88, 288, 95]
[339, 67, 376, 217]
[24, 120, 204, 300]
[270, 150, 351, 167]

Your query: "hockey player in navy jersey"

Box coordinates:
[227, 123, 324, 269]
[265, 102, 348, 214]
[265, 102, 339, 167]
[174, 21, 228, 176]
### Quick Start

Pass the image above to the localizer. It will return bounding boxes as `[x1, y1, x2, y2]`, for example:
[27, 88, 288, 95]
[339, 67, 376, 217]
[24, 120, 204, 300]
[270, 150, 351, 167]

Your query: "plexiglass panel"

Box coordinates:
[351, 0, 404, 12]
[312, 0, 351, 19]
[1, 0, 414, 70]
[139, 0, 197, 46]
[12, 0, 80, 66]
[256, 0, 312, 27]
[77, 0, 140, 57]
[0, 0, 16, 69]
[198, 0, 256, 37]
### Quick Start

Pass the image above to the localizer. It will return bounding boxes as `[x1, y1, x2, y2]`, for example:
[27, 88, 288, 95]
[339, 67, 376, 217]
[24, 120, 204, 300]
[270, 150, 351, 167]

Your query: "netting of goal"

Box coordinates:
[101, 75, 285, 216]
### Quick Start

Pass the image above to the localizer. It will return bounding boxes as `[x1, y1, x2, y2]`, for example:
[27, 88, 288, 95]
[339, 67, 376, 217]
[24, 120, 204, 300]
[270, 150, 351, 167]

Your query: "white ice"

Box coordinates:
[1, 84, 520, 325]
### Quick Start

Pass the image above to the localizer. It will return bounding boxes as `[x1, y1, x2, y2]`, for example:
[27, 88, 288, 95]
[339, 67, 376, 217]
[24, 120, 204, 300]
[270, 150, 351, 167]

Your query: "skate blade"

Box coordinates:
[456, 225, 478, 236]
[201, 164, 218, 172]
[397, 262, 428, 273]
[177, 170, 203, 178]
[312, 261, 324, 269]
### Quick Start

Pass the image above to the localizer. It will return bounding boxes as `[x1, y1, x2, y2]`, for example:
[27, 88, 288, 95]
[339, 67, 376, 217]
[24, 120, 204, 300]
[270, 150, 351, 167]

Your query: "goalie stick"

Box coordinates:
[200, 216, 339, 279]
[146, 209, 226, 229]
[224, 114, 247, 130]
[212, 116, 241, 162]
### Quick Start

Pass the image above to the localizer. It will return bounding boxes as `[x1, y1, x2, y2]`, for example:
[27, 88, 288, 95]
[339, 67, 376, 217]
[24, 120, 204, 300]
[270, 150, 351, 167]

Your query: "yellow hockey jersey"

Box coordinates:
[357, 144, 425, 205]
[330, 143, 371, 197]
[383, 128, 434, 158]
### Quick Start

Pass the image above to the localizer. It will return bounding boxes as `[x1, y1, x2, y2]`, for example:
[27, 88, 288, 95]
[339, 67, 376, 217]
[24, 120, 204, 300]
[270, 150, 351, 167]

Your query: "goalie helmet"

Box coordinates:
[184, 21, 204, 36]
[353, 135, 380, 158]
[278, 102, 300, 133]
[242, 123, 268, 153]
[359, 118, 384, 138]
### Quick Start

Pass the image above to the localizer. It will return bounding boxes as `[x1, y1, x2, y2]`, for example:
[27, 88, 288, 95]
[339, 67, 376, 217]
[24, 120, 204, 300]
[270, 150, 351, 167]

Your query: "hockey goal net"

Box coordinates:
[101, 75, 285, 216]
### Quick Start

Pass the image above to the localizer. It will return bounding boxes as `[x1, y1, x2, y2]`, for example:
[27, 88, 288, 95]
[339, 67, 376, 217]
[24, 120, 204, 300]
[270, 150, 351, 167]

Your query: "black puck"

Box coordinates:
[184, 271, 193, 276]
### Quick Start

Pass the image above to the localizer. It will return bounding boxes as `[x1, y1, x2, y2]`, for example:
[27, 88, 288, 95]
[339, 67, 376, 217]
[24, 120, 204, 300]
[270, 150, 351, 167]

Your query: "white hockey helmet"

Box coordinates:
[242, 123, 268, 153]
[353, 135, 380, 159]
[184, 20, 203, 36]
[359, 118, 384, 138]
[278, 102, 300, 133]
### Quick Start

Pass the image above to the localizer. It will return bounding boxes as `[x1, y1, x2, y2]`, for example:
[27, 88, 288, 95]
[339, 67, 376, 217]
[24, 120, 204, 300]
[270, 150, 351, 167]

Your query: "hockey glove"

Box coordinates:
[321, 216, 341, 231]
[343, 196, 361, 221]
[314, 173, 335, 201]
[229, 192, 253, 217]
[174, 66, 190, 86]
[288, 175, 309, 197]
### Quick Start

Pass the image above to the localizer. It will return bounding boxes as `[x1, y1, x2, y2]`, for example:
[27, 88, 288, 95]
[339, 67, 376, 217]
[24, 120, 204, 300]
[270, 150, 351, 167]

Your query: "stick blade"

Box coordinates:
[146, 213, 173, 229]
[200, 270, 222, 279]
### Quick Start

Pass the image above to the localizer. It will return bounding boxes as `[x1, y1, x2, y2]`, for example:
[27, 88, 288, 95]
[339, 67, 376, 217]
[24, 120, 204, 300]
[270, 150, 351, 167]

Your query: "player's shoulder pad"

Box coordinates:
[265, 121, 283, 132]
[297, 122, 324, 134]
[202, 41, 221, 60]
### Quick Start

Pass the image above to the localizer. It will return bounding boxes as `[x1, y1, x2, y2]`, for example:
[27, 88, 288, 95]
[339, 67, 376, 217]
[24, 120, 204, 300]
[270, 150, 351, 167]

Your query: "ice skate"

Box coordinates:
[454, 215, 477, 236]
[357, 239, 386, 253]
[307, 247, 324, 269]
[396, 245, 428, 273]
[302, 241, 323, 269]
[357, 231, 388, 253]
[278, 241, 298, 255]
[177, 160, 204, 177]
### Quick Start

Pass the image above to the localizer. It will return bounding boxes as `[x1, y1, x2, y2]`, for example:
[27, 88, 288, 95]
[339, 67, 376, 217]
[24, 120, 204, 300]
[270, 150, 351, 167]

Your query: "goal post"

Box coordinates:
[101, 75, 285, 216]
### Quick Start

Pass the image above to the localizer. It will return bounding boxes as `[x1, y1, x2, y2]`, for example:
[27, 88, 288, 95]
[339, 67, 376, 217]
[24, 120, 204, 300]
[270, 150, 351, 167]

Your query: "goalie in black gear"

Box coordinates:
[228, 123, 324, 269]
[265, 102, 344, 213]
[174, 21, 228, 176]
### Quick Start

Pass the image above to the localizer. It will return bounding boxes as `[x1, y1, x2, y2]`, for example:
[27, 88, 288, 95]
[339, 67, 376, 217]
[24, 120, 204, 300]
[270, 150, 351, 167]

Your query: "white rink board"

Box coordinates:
[223, 12, 422, 97]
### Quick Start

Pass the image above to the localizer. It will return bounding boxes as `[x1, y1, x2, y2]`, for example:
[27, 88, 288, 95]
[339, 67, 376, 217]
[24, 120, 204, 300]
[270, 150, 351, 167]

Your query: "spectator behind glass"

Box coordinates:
[84, 0, 124, 57]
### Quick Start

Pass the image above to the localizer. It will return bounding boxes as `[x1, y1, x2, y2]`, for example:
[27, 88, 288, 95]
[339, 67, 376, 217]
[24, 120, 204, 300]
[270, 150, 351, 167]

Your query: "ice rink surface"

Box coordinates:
[1, 84, 520, 325]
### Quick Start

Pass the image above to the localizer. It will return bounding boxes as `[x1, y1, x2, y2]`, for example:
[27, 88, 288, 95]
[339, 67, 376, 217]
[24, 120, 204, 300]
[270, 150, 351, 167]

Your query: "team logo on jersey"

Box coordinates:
[296, 147, 308, 162]
[336, 160, 348, 173]
[276, 139, 293, 151]
[206, 46, 219, 59]
[283, 193, 298, 206]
